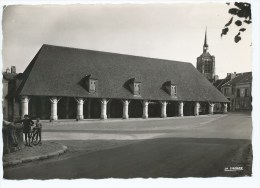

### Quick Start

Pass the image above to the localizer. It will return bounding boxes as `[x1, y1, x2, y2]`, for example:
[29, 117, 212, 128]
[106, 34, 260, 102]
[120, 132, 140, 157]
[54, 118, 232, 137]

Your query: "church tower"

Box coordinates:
[196, 29, 216, 82]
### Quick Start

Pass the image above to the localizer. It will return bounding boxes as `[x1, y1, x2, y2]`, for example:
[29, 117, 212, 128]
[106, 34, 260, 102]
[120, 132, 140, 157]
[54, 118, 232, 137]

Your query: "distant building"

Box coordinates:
[2, 66, 17, 120]
[196, 29, 218, 83]
[213, 73, 236, 91]
[221, 72, 252, 111]
[195, 29, 252, 112]
[212, 73, 237, 111]
[4, 44, 229, 121]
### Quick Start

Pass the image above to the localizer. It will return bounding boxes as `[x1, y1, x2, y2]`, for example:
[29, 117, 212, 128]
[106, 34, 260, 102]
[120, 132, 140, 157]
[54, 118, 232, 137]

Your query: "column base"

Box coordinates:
[122, 115, 129, 119]
[178, 114, 183, 117]
[77, 115, 84, 120]
[50, 115, 58, 121]
[100, 115, 107, 120]
[142, 115, 148, 119]
[161, 114, 167, 118]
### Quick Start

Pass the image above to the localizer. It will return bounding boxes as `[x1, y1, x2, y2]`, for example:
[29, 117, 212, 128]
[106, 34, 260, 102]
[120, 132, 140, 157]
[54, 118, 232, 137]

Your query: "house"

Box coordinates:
[2, 66, 17, 120]
[221, 72, 252, 111]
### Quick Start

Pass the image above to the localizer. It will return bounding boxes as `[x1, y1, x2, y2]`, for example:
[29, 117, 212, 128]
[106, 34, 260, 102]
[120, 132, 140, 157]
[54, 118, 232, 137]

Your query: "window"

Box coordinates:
[232, 87, 235, 95]
[236, 89, 240, 97]
[134, 83, 140, 95]
[245, 88, 249, 97]
[240, 101, 245, 109]
[204, 60, 211, 73]
[164, 81, 177, 97]
[224, 88, 229, 96]
[128, 78, 141, 96]
[171, 85, 177, 97]
[85, 74, 98, 93]
[89, 80, 96, 92]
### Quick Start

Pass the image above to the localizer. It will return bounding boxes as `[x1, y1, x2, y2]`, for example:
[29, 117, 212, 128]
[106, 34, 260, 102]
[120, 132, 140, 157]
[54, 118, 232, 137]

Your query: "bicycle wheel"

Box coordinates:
[32, 131, 40, 145]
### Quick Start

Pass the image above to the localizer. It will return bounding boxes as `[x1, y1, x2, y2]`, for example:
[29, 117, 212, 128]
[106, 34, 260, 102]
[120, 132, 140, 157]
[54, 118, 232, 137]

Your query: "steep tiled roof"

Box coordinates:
[213, 79, 223, 87]
[213, 74, 232, 90]
[222, 72, 252, 87]
[17, 44, 228, 103]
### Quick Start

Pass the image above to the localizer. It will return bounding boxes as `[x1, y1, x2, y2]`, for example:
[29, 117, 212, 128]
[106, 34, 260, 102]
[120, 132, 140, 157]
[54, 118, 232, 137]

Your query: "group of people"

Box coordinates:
[14, 115, 43, 147]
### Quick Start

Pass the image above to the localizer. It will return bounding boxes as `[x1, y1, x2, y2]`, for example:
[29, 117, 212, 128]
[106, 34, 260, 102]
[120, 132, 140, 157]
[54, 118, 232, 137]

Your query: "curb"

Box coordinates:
[3, 145, 67, 168]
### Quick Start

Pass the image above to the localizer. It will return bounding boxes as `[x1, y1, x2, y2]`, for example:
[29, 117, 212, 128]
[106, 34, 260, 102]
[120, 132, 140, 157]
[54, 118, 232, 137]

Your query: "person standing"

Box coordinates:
[35, 118, 42, 145]
[15, 115, 34, 147]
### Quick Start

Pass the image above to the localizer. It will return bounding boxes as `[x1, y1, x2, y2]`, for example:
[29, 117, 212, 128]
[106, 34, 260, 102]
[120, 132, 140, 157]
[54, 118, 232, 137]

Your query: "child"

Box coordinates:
[35, 118, 42, 145]
[15, 115, 34, 147]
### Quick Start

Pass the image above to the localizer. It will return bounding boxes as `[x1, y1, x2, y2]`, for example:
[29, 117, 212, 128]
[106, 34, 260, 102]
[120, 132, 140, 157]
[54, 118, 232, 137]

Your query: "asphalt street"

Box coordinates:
[4, 112, 252, 179]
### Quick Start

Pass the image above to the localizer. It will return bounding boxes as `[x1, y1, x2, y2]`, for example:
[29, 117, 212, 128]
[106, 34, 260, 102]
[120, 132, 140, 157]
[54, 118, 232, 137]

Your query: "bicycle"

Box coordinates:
[31, 127, 41, 145]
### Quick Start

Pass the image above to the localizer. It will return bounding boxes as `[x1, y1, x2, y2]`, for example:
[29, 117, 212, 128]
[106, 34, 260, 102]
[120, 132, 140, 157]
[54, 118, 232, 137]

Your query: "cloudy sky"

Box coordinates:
[2, 3, 252, 78]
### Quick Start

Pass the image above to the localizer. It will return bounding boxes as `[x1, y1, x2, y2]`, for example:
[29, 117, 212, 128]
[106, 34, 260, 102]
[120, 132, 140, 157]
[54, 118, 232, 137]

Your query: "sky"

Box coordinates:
[2, 3, 252, 78]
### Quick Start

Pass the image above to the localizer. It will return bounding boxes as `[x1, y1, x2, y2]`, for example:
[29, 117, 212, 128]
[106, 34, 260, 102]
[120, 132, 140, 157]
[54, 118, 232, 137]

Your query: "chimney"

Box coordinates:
[230, 73, 236, 80]
[6, 67, 11, 73]
[214, 75, 219, 81]
[11, 66, 16, 73]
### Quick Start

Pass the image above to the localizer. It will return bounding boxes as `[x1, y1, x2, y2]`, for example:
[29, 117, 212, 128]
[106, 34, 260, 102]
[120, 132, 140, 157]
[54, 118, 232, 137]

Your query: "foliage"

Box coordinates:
[221, 2, 251, 43]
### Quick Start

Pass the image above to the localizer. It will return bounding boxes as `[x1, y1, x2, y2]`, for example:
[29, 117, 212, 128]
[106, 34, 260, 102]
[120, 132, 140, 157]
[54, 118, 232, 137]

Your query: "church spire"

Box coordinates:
[203, 27, 208, 53]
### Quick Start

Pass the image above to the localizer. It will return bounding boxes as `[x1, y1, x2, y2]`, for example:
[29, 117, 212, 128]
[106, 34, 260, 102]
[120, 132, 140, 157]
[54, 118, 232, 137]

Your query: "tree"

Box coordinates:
[221, 2, 251, 43]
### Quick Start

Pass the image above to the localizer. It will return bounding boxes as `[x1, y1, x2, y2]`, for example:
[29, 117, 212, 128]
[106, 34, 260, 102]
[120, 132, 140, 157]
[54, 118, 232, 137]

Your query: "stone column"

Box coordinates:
[122, 100, 129, 119]
[21, 96, 29, 118]
[223, 103, 228, 114]
[100, 99, 108, 120]
[194, 102, 200, 116]
[50, 97, 58, 120]
[161, 101, 167, 118]
[178, 101, 184, 117]
[209, 103, 215, 115]
[142, 100, 149, 119]
[76, 98, 84, 120]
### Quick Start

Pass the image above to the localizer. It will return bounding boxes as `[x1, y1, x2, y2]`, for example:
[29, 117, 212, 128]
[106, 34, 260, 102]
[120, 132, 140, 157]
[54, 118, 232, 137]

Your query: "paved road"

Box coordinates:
[4, 112, 252, 179]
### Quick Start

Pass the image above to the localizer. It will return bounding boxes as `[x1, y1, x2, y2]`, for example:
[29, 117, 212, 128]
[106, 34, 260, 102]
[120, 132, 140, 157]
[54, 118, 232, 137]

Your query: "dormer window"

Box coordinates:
[85, 74, 98, 93]
[128, 78, 141, 96]
[134, 83, 141, 95]
[89, 79, 97, 92]
[164, 81, 177, 98]
[171, 85, 177, 97]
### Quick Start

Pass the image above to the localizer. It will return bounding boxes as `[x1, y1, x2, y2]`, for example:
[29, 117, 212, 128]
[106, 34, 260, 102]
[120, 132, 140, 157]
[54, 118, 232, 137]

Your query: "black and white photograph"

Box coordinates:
[1, 0, 260, 188]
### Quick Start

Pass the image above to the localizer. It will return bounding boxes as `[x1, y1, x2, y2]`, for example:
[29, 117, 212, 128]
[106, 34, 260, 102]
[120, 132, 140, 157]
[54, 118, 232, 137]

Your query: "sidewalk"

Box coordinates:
[3, 141, 67, 168]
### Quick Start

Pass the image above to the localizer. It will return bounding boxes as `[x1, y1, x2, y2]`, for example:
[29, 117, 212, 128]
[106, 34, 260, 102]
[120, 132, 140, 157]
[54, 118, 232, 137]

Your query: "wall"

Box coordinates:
[231, 83, 252, 111]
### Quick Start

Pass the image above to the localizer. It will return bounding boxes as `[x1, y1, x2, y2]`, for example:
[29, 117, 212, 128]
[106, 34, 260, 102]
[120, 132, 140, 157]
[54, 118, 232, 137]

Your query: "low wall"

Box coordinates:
[2, 121, 24, 154]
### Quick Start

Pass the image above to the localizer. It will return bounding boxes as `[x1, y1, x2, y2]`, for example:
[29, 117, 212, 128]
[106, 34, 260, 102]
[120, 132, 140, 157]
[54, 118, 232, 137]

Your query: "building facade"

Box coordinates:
[4, 44, 229, 121]
[221, 72, 252, 111]
[2, 66, 17, 120]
